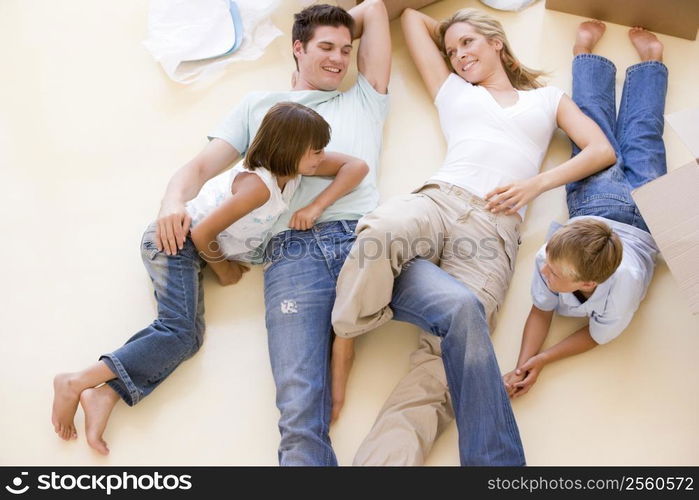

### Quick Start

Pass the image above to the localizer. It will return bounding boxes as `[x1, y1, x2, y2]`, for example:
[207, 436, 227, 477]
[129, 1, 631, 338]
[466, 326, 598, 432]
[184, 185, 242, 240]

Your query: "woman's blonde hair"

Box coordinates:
[437, 8, 545, 90]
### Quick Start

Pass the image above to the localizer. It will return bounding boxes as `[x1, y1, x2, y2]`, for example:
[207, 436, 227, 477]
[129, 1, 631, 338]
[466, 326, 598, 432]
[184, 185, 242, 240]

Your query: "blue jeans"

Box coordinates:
[264, 221, 524, 466]
[391, 258, 525, 465]
[263, 220, 357, 466]
[566, 55, 668, 232]
[101, 223, 206, 406]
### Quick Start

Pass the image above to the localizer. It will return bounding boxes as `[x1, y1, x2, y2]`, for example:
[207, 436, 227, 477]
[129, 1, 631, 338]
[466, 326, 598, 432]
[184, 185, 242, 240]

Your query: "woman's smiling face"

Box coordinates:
[443, 22, 503, 84]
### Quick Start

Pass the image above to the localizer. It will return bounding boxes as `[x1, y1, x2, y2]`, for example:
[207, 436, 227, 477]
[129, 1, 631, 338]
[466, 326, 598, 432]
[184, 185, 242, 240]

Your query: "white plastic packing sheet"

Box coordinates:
[143, 0, 282, 84]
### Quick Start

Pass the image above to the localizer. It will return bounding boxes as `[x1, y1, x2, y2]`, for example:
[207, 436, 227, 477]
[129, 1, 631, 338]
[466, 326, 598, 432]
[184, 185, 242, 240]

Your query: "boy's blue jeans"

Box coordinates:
[263, 221, 524, 466]
[100, 223, 205, 406]
[566, 55, 668, 231]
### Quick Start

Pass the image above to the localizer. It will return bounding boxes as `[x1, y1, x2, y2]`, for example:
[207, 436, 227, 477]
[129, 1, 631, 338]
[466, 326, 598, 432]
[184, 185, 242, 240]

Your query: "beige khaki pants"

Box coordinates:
[332, 181, 520, 465]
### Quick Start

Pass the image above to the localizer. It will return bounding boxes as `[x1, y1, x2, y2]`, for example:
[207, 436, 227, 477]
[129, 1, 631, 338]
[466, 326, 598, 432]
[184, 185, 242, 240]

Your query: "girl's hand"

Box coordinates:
[289, 202, 323, 231]
[485, 176, 544, 215]
[216, 261, 250, 286]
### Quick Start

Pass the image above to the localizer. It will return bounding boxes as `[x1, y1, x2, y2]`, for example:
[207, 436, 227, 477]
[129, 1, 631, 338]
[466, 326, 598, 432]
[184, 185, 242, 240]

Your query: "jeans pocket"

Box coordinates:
[141, 227, 161, 261]
[482, 273, 505, 317]
[494, 219, 520, 273]
[262, 237, 285, 272]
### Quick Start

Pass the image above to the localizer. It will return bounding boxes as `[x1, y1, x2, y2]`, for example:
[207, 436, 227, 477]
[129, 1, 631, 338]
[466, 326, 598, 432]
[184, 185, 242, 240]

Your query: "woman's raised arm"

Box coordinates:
[401, 8, 451, 100]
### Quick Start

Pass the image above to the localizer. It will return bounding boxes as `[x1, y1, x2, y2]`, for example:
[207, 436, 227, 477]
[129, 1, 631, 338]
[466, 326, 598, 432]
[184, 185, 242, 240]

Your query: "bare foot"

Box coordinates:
[51, 373, 82, 441]
[80, 385, 119, 455]
[574, 20, 606, 56]
[629, 27, 663, 62]
[330, 336, 355, 423]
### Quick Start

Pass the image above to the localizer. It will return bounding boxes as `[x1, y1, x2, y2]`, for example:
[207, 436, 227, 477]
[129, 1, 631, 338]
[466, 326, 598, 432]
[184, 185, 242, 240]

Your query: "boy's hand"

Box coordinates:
[512, 354, 546, 398]
[289, 202, 323, 231]
[330, 336, 355, 423]
[485, 176, 544, 215]
[216, 261, 250, 286]
[503, 369, 525, 399]
[157, 201, 192, 255]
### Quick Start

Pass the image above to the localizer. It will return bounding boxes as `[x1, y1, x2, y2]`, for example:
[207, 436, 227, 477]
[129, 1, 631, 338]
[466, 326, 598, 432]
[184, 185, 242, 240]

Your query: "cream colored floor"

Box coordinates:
[2, 0, 698, 466]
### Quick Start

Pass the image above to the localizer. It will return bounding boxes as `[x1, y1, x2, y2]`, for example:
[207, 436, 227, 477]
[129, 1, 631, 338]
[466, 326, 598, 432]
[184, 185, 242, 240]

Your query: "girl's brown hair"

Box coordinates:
[438, 8, 545, 90]
[245, 102, 331, 177]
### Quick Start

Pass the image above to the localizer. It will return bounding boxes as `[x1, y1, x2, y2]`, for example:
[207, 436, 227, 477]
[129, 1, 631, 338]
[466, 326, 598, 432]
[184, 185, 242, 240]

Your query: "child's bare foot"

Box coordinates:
[80, 385, 119, 455]
[574, 20, 606, 56]
[51, 373, 82, 441]
[629, 27, 663, 62]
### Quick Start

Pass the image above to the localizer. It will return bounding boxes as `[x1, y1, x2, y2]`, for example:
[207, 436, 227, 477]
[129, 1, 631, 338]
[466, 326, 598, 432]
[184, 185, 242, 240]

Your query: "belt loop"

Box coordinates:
[340, 219, 351, 233]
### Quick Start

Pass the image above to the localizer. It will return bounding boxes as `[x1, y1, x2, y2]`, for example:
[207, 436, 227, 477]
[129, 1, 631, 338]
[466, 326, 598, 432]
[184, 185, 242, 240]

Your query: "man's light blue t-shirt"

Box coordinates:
[531, 216, 659, 344]
[208, 73, 389, 250]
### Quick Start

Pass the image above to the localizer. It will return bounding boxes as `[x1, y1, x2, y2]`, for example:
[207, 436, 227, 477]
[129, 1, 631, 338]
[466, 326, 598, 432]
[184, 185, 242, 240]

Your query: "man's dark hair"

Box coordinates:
[292, 4, 355, 68]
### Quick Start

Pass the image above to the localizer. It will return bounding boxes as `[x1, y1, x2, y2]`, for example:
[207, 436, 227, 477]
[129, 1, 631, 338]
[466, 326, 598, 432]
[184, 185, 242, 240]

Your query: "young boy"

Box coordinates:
[504, 21, 667, 397]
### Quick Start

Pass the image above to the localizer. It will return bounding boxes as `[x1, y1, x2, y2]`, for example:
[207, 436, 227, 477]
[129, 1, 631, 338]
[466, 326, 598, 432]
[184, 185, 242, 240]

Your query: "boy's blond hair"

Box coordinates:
[546, 219, 623, 283]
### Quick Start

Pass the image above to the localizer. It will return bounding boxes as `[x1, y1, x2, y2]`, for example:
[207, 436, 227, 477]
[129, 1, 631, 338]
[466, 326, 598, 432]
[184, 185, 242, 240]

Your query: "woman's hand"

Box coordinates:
[485, 176, 545, 215]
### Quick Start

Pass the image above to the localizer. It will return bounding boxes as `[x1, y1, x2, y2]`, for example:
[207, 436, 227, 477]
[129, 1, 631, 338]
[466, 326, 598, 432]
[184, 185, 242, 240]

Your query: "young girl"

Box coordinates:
[51, 102, 369, 454]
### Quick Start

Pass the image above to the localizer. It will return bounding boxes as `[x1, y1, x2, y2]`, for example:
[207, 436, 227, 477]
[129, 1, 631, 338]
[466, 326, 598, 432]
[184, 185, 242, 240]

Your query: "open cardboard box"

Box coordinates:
[546, 0, 699, 40]
[632, 107, 699, 315]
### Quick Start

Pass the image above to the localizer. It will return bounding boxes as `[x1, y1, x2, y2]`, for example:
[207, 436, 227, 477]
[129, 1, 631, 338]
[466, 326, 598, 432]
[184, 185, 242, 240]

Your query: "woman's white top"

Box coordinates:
[431, 74, 564, 218]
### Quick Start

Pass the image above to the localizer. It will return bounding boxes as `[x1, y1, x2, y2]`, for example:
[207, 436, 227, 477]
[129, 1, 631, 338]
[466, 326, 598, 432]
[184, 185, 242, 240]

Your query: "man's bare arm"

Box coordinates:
[349, 0, 391, 94]
[157, 138, 240, 255]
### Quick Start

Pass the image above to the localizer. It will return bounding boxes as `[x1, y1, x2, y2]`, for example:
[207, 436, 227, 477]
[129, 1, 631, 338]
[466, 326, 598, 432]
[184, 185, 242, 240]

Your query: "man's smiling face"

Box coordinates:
[293, 25, 353, 91]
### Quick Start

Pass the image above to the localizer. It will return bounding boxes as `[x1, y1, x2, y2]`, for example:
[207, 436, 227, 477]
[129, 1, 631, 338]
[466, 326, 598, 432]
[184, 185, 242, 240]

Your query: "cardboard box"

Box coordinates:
[632, 107, 699, 315]
[666, 107, 699, 160]
[545, 0, 699, 40]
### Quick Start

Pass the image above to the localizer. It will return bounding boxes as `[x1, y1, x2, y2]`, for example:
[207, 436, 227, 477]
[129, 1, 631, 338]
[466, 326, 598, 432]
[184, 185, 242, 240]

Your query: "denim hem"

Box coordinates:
[573, 53, 616, 70]
[105, 379, 132, 407]
[99, 354, 140, 406]
[626, 60, 668, 76]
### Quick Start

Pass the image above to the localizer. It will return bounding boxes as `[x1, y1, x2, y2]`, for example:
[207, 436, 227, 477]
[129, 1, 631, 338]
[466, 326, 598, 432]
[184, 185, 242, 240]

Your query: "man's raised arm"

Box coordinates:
[349, 0, 391, 94]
